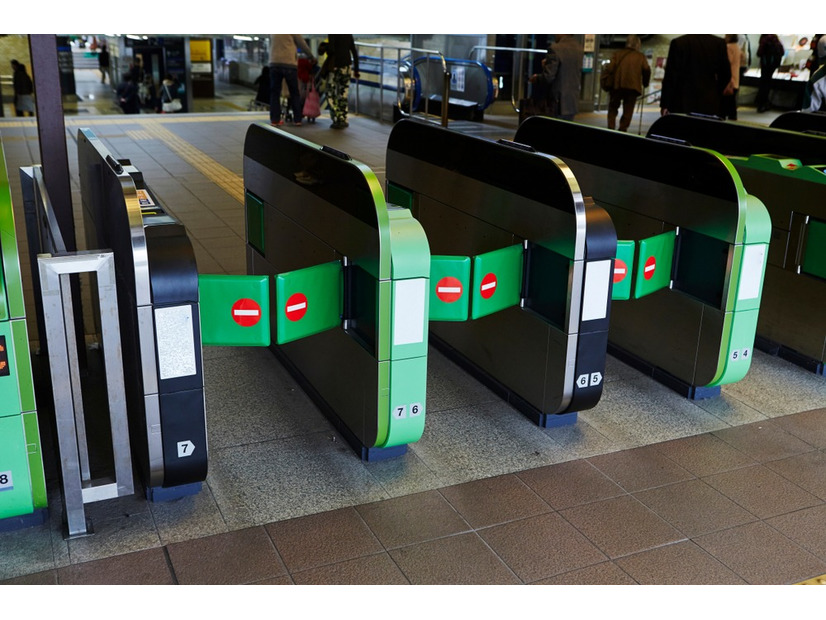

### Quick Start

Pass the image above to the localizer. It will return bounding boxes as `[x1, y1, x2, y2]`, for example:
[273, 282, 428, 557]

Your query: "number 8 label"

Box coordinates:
[0, 470, 13, 492]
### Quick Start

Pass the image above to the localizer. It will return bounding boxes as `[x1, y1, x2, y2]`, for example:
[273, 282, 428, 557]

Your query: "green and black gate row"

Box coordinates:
[244, 125, 430, 461]
[648, 113, 826, 373]
[770, 111, 826, 135]
[385, 119, 617, 427]
[515, 116, 771, 399]
[0, 137, 48, 532]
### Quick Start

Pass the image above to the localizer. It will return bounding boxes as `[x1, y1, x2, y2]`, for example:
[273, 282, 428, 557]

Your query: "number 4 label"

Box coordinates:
[731, 348, 751, 362]
[0, 470, 13, 492]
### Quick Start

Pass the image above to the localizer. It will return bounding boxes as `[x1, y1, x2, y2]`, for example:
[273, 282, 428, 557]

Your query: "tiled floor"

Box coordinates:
[3, 65, 826, 588]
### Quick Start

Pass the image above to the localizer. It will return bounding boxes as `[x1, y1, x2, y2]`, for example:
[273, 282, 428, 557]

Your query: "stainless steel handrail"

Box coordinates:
[354, 41, 451, 127]
[468, 45, 547, 111]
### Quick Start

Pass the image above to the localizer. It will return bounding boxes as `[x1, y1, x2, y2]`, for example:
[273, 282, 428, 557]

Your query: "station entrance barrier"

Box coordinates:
[647, 113, 826, 374]
[515, 116, 771, 398]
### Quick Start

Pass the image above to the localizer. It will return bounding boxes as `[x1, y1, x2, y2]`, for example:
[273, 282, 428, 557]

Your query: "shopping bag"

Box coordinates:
[303, 83, 321, 119]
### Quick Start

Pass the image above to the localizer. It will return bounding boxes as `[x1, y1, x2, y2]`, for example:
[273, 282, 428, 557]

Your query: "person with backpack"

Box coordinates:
[10, 59, 35, 117]
[756, 34, 785, 112]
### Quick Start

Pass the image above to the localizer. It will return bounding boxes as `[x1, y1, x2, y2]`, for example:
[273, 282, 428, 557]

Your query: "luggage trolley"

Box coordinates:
[647, 113, 826, 373]
[385, 119, 617, 426]
[77, 129, 208, 499]
[515, 116, 771, 398]
[0, 138, 48, 531]
[244, 124, 431, 460]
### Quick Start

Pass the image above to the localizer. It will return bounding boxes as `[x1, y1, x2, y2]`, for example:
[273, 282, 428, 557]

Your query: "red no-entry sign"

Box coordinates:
[436, 277, 463, 303]
[231, 298, 262, 327]
[285, 293, 308, 322]
[643, 256, 656, 281]
[480, 273, 497, 299]
[613, 259, 628, 283]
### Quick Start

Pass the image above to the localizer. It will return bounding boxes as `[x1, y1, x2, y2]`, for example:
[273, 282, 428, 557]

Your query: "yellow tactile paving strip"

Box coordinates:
[798, 574, 826, 584]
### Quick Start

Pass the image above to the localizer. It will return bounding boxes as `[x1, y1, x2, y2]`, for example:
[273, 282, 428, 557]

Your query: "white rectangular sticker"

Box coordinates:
[738, 244, 767, 301]
[581, 260, 611, 322]
[393, 278, 426, 346]
[0, 470, 13, 492]
[154, 305, 197, 380]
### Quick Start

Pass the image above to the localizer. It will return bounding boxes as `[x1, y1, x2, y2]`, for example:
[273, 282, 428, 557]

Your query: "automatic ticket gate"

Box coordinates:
[244, 124, 430, 460]
[0, 139, 48, 531]
[515, 116, 771, 398]
[77, 129, 208, 500]
[385, 119, 617, 426]
[647, 113, 826, 373]
[770, 111, 826, 134]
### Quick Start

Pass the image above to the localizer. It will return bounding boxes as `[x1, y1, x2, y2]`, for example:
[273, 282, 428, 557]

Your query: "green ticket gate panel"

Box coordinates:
[633, 231, 676, 299]
[275, 261, 342, 345]
[612, 240, 635, 301]
[471, 245, 523, 320]
[430, 255, 471, 321]
[0, 137, 47, 531]
[244, 125, 430, 460]
[199, 275, 270, 346]
[648, 113, 826, 375]
[386, 120, 618, 427]
[516, 116, 771, 398]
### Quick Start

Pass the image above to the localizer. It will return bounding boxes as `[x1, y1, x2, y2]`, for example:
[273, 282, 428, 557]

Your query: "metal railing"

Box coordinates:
[354, 41, 451, 127]
[467, 45, 547, 112]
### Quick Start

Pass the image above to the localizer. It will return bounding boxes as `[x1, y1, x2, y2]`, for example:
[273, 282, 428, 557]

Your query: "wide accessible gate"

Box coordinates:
[385, 119, 617, 427]
[648, 113, 826, 373]
[244, 125, 431, 461]
[515, 116, 771, 398]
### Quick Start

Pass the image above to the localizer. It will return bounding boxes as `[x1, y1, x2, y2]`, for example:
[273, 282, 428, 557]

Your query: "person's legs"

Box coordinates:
[269, 64, 283, 124]
[607, 90, 621, 129]
[618, 90, 637, 131]
[283, 68, 302, 125]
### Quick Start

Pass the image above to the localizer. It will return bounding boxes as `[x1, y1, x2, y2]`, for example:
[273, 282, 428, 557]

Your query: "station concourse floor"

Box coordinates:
[3, 68, 826, 598]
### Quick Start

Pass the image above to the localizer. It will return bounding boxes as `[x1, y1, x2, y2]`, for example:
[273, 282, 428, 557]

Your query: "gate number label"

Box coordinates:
[731, 348, 751, 362]
[576, 372, 603, 388]
[177, 440, 196, 458]
[393, 403, 423, 419]
[0, 471, 13, 492]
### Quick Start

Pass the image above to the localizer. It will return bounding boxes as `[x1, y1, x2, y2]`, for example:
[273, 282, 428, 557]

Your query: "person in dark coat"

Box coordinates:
[755, 34, 785, 112]
[10, 60, 35, 117]
[529, 34, 584, 120]
[659, 34, 732, 117]
[116, 73, 140, 114]
[98, 44, 110, 84]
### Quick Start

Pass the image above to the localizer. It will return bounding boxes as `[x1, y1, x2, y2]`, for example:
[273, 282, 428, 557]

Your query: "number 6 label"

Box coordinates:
[393, 403, 424, 419]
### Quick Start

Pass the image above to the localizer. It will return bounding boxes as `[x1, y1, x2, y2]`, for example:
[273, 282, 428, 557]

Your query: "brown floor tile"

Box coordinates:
[559, 495, 684, 559]
[389, 533, 519, 584]
[58, 548, 174, 585]
[166, 526, 286, 584]
[694, 521, 826, 584]
[772, 408, 826, 449]
[250, 575, 295, 584]
[355, 490, 470, 549]
[291, 553, 409, 585]
[653, 433, 757, 477]
[615, 540, 745, 584]
[767, 505, 826, 561]
[703, 464, 821, 519]
[516, 460, 626, 510]
[439, 474, 551, 529]
[477, 512, 607, 582]
[765, 450, 826, 501]
[265, 507, 383, 573]
[532, 561, 637, 585]
[634, 479, 757, 537]
[0, 570, 58, 585]
[712, 420, 815, 463]
[587, 445, 695, 492]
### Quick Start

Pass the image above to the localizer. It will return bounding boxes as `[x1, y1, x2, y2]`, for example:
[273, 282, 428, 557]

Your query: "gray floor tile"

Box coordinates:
[148, 484, 229, 545]
[65, 510, 162, 565]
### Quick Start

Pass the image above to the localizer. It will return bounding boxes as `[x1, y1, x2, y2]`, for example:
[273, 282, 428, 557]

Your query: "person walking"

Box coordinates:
[529, 34, 584, 120]
[116, 72, 140, 114]
[98, 44, 110, 84]
[10, 60, 35, 117]
[756, 34, 784, 113]
[605, 35, 650, 132]
[268, 34, 316, 126]
[322, 34, 360, 129]
[660, 34, 731, 117]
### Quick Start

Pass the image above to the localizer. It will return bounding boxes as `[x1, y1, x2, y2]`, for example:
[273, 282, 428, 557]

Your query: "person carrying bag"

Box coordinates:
[604, 35, 651, 131]
[161, 75, 182, 113]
